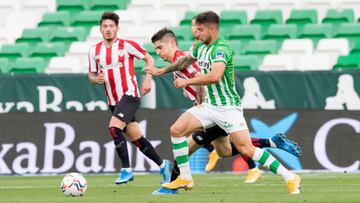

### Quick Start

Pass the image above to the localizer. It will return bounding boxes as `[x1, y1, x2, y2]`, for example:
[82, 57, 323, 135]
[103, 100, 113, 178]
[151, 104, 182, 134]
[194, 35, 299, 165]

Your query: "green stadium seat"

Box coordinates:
[220, 10, 247, 33]
[350, 40, 360, 54]
[250, 10, 282, 30]
[0, 43, 30, 62]
[72, 11, 103, 29]
[334, 23, 360, 44]
[38, 11, 72, 27]
[228, 25, 262, 44]
[322, 9, 354, 25]
[178, 40, 194, 51]
[243, 40, 279, 57]
[90, 0, 128, 11]
[9, 57, 46, 74]
[50, 27, 87, 44]
[299, 24, 334, 45]
[170, 26, 193, 41]
[180, 11, 198, 26]
[285, 9, 317, 30]
[0, 58, 10, 74]
[333, 54, 360, 69]
[30, 42, 67, 62]
[263, 24, 298, 44]
[233, 55, 260, 71]
[134, 59, 146, 73]
[16, 27, 53, 45]
[155, 58, 168, 67]
[228, 40, 243, 55]
[57, 0, 90, 15]
[142, 43, 155, 56]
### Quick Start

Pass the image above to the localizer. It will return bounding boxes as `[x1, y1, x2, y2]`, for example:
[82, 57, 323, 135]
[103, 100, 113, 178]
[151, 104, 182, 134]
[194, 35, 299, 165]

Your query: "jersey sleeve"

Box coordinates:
[190, 42, 202, 59]
[125, 40, 147, 59]
[210, 44, 232, 65]
[88, 46, 98, 73]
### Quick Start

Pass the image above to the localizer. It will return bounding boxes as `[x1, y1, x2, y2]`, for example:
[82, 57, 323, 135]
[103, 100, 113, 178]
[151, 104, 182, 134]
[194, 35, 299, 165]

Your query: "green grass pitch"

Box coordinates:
[0, 173, 359, 203]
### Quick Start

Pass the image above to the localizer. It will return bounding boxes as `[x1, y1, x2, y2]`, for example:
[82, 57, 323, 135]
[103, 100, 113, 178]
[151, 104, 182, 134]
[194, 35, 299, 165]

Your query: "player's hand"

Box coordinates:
[96, 73, 105, 84]
[144, 66, 165, 76]
[140, 75, 152, 96]
[174, 78, 188, 88]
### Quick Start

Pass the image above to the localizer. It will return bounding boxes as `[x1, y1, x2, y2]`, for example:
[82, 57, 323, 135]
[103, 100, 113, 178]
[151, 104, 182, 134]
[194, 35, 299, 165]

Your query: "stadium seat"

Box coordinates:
[87, 26, 102, 43]
[195, 0, 228, 13]
[142, 43, 156, 56]
[134, 59, 146, 73]
[127, 0, 160, 19]
[233, 55, 260, 71]
[143, 11, 179, 34]
[9, 57, 46, 74]
[350, 40, 360, 54]
[155, 58, 168, 67]
[178, 40, 194, 52]
[266, 0, 300, 20]
[0, 28, 17, 45]
[160, 1, 194, 20]
[0, 1, 20, 27]
[180, 11, 198, 26]
[0, 43, 30, 62]
[297, 53, 332, 70]
[285, 9, 318, 31]
[90, 0, 128, 11]
[340, 1, 360, 20]
[118, 26, 149, 45]
[334, 23, 360, 44]
[56, 0, 90, 15]
[315, 38, 350, 66]
[259, 54, 295, 71]
[38, 11, 72, 27]
[16, 27, 53, 45]
[21, 0, 56, 14]
[263, 24, 298, 44]
[46, 56, 81, 73]
[170, 26, 193, 41]
[298, 24, 334, 45]
[228, 25, 262, 45]
[243, 40, 279, 57]
[250, 10, 283, 31]
[322, 9, 354, 25]
[72, 11, 103, 30]
[30, 42, 67, 62]
[279, 39, 314, 67]
[228, 40, 243, 55]
[303, 0, 335, 20]
[333, 54, 360, 69]
[66, 41, 94, 70]
[115, 10, 142, 31]
[50, 27, 87, 44]
[229, 0, 263, 20]
[220, 10, 247, 33]
[0, 58, 10, 73]
[5, 12, 39, 38]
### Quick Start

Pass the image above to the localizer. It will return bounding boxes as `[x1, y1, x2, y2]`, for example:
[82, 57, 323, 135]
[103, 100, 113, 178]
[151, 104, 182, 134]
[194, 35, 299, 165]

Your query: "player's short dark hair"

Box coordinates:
[195, 11, 220, 29]
[99, 12, 119, 26]
[151, 28, 178, 45]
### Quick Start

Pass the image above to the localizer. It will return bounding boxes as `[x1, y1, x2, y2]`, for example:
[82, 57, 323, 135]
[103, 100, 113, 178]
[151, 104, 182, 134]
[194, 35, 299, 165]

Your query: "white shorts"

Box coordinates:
[187, 103, 248, 134]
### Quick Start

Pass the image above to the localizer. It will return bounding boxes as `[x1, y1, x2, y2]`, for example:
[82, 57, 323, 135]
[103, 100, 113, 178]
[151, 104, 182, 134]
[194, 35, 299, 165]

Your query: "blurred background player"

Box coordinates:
[148, 28, 301, 195]
[88, 12, 171, 185]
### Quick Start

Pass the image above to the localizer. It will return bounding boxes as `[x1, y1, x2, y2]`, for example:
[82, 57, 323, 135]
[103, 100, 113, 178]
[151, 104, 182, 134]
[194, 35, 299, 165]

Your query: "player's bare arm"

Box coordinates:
[146, 55, 197, 76]
[174, 62, 225, 88]
[194, 72, 205, 104]
[140, 53, 155, 95]
[88, 72, 105, 84]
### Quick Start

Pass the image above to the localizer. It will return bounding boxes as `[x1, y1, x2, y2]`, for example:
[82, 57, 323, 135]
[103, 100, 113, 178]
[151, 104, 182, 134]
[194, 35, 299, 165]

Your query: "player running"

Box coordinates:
[88, 12, 171, 185]
[146, 11, 301, 194]
[148, 28, 301, 195]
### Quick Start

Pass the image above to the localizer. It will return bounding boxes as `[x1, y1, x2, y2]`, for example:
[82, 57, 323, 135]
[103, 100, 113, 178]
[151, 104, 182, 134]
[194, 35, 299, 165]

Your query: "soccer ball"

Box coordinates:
[60, 173, 87, 197]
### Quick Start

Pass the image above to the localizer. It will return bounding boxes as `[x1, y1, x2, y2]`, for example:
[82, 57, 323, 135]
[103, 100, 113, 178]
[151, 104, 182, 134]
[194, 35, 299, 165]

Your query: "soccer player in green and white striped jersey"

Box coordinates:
[146, 11, 301, 194]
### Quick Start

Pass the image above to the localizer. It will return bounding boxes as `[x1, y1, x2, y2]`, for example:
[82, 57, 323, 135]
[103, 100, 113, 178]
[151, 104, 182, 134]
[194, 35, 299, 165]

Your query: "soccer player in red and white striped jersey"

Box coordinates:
[88, 12, 171, 185]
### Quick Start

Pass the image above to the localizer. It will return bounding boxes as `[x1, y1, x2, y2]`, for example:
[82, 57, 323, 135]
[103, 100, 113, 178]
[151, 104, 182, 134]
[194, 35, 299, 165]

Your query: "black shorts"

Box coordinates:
[192, 125, 228, 146]
[109, 95, 140, 123]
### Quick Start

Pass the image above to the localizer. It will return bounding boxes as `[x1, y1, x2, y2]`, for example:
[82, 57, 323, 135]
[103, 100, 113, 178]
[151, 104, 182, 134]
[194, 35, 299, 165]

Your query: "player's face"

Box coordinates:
[154, 40, 172, 62]
[191, 19, 200, 40]
[100, 19, 118, 42]
[196, 23, 212, 45]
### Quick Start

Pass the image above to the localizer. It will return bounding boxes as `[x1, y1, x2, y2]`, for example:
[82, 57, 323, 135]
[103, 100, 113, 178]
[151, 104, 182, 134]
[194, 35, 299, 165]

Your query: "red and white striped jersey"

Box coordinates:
[88, 38, 146, 105]
[172, 50, 201, 105]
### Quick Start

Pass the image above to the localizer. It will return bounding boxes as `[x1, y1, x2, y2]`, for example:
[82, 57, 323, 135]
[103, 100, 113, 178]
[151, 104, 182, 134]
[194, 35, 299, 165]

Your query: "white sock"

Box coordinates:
[171, 136, 192, 180]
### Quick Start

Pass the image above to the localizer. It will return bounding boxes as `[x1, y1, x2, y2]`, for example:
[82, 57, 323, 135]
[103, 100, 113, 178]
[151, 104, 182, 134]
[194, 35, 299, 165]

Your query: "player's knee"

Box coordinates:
[170, 124, 183, 137]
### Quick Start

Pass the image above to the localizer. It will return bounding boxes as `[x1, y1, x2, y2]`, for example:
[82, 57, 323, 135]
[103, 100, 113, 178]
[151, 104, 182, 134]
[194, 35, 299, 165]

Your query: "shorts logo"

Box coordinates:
[224, 122, 233, 129]
[118, 113, 124, 117]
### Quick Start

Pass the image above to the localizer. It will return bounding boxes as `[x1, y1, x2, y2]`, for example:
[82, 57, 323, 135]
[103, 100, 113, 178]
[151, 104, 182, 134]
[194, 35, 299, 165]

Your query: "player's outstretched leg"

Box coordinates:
[152, 160, 179, 195]
[269, 133, 302, 157]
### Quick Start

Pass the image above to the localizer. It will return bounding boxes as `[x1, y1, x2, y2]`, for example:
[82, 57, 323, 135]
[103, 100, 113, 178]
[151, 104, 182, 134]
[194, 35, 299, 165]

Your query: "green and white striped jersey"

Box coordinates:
[191, 36, 241, 107]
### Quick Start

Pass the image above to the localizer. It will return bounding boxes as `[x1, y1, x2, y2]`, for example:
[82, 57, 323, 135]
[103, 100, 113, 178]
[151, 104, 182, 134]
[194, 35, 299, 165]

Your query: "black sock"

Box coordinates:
[171, 160, 180, 182]
[243, 156, 257, 169]
[230, 143, 240, 156]
[132, 136, 163, 166]
[109, 127, 130, 168]
[251, 138, 271, 148]
[203, 144, 215, 152]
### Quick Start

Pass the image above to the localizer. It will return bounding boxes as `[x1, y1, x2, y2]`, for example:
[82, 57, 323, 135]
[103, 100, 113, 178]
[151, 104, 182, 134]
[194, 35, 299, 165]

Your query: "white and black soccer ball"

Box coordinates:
[60, 173, 87, 197]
